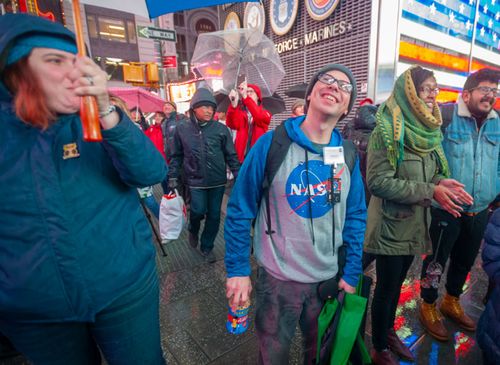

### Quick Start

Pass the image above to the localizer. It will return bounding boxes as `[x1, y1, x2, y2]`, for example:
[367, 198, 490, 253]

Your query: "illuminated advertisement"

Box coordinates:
[168, 82, 197, 103]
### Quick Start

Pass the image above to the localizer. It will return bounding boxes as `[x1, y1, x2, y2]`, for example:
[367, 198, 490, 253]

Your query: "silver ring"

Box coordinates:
[86, 76, 94, 86]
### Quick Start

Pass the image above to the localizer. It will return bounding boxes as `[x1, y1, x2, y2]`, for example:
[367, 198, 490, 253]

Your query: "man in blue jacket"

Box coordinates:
[419, 68, 500, 341]
[224, 64, 367, 364]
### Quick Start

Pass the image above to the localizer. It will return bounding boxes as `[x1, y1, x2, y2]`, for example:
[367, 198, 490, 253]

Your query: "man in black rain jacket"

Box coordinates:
[168, 88, 240, 260]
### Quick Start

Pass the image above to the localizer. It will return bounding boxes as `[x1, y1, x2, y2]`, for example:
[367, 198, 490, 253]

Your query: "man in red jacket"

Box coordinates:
[227, 81, 272, 163]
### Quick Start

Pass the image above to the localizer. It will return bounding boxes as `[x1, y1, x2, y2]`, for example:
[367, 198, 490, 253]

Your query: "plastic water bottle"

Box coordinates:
[226, 300, 251, 334]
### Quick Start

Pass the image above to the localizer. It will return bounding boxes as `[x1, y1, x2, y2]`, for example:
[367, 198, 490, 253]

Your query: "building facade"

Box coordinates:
[219, 0, 373, 127]
[217, 0, 499, 126]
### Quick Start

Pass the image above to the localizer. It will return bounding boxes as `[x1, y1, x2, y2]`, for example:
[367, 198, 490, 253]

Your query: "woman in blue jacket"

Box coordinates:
[0, 14, 167, 364]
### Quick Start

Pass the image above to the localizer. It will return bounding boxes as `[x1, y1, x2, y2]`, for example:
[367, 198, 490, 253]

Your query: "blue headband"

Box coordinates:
[7, 34, 77, 66]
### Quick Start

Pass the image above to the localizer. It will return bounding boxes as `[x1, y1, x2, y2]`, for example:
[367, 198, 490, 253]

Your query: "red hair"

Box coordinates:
[3, 57, 55, 129]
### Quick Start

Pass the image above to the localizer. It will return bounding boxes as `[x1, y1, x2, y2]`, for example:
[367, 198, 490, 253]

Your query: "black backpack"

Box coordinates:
[439, 103, 455, 130]
[342, 104, 378, 204]
[261, 123, 357, 235]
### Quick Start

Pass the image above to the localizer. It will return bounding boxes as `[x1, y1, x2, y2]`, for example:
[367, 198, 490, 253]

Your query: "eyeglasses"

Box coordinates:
[317, 73, 353, 93]
[419, 86, 440, 95]
[469, 86, 499, 96]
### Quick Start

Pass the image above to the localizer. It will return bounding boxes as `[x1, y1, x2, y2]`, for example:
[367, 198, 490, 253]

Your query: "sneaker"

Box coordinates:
[200, 249, 216, 263]
[440, 293, 476, 331]
[419, 301, 449, 341]
[387, 328, 415, 361]
[188, 232, 198, 248]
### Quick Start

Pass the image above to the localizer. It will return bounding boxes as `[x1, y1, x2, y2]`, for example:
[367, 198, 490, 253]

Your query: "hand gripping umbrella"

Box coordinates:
[191, 29, 286, 98]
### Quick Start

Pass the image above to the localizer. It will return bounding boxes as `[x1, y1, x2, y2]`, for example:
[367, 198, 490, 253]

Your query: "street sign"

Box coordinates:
[163, 56, 177, 68]
[137, 26, 176, 42]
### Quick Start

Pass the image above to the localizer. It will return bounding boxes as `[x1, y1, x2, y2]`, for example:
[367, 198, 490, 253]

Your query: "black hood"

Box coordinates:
[189, 88, 217, 110]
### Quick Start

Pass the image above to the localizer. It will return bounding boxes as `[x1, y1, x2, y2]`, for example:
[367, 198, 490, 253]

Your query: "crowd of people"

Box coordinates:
[0, 12, 499, 365]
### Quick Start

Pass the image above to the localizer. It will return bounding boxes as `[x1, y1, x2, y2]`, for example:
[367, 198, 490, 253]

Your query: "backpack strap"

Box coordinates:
[342, 139, 357, 174]
[334, 140, 357, 274]
[262, 123, 293, 235]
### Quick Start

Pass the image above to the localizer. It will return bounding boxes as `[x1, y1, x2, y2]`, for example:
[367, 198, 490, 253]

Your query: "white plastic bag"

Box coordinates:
[159, 189, 187, 242]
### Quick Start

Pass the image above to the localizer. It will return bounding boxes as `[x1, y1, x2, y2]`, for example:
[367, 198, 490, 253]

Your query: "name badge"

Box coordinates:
[323, 146, 344, 166]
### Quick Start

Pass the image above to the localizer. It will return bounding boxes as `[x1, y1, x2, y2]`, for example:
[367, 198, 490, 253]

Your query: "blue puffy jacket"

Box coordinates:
[0, 14, 167, 323]
[477, 209, 500, 364]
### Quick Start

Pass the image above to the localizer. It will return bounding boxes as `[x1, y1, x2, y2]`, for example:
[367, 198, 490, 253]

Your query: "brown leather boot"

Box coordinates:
[370, 348, 399, 365]
[387, 328, 415, 361]
[419, 301, 449, 341]
[439, 293, 476, 331]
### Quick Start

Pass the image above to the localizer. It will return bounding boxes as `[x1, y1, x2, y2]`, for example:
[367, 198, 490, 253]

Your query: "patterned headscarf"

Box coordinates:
[371, 66, 449, 176]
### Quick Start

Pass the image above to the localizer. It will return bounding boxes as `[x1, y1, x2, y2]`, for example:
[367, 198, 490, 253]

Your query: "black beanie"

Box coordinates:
[304, 63, 357, 120]
[190, 88, 217, 110]
[410, 66, 434, 91]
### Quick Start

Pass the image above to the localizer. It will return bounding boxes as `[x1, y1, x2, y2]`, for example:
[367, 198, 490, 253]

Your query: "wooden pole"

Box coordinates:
[72, 0, 102, 142]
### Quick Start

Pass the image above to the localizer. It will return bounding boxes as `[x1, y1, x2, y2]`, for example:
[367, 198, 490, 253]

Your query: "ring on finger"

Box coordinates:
[85, 76, 94, 86]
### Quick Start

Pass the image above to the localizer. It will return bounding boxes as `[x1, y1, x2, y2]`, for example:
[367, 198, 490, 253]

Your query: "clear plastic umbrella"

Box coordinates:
[191, 29, 285, 98]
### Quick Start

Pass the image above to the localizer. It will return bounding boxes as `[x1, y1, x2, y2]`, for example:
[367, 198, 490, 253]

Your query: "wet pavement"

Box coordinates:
[1, 188, 489, 364]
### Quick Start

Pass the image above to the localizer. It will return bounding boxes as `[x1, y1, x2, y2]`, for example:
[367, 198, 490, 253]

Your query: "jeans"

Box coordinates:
[371, 255, 414, 351]
[420, 208, 489, 303]
[142, 194, 160, 219]
[189, 186, 225, 253]
[255, 267, 323, 365]
[0, 270, 165, 365]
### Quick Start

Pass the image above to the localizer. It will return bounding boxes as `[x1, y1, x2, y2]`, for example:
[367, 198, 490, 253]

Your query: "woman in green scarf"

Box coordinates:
[364, 66, 473, 365]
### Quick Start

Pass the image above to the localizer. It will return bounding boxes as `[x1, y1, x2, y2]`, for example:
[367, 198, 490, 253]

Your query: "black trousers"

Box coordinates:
[371, 255, 414, 351]
[420, 208, 489, 304]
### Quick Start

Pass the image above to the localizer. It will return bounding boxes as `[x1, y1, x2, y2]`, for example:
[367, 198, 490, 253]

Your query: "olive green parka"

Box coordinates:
[364, 128, 445, 255]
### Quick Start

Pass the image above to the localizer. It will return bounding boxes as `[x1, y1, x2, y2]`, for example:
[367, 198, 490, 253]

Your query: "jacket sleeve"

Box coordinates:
[167, 123, 184, 180]
[222, 126, 241, 177]
[366, 129, 435, 205]
[482, 210, 500, 283]
[224, 132, 272, 277]
[242, 97, 272, 129]
[226, 105, 247, 130]
[341, 157, 367, 287]
[101, 109, 167, 187]
[497, 148, 500, 195]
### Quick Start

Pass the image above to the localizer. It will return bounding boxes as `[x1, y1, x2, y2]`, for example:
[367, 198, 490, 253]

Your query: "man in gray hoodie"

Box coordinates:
[225, 64, 366, 364]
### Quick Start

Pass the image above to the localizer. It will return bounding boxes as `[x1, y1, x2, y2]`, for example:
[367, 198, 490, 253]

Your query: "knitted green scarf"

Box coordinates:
[372, 67, 449, 177]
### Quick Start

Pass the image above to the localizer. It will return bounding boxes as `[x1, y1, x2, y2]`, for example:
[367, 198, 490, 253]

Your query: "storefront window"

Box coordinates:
[127, 21, 137, 44]
[98, 17, 127, 43]
[174, 13, 185, 27]
[87, 15, 98, 38]
[0, 0, 14, 14]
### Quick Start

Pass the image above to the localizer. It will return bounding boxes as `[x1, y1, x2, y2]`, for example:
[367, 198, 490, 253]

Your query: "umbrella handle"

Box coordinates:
[234, 58, 242, 91]
[72, 0, 102, 142]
